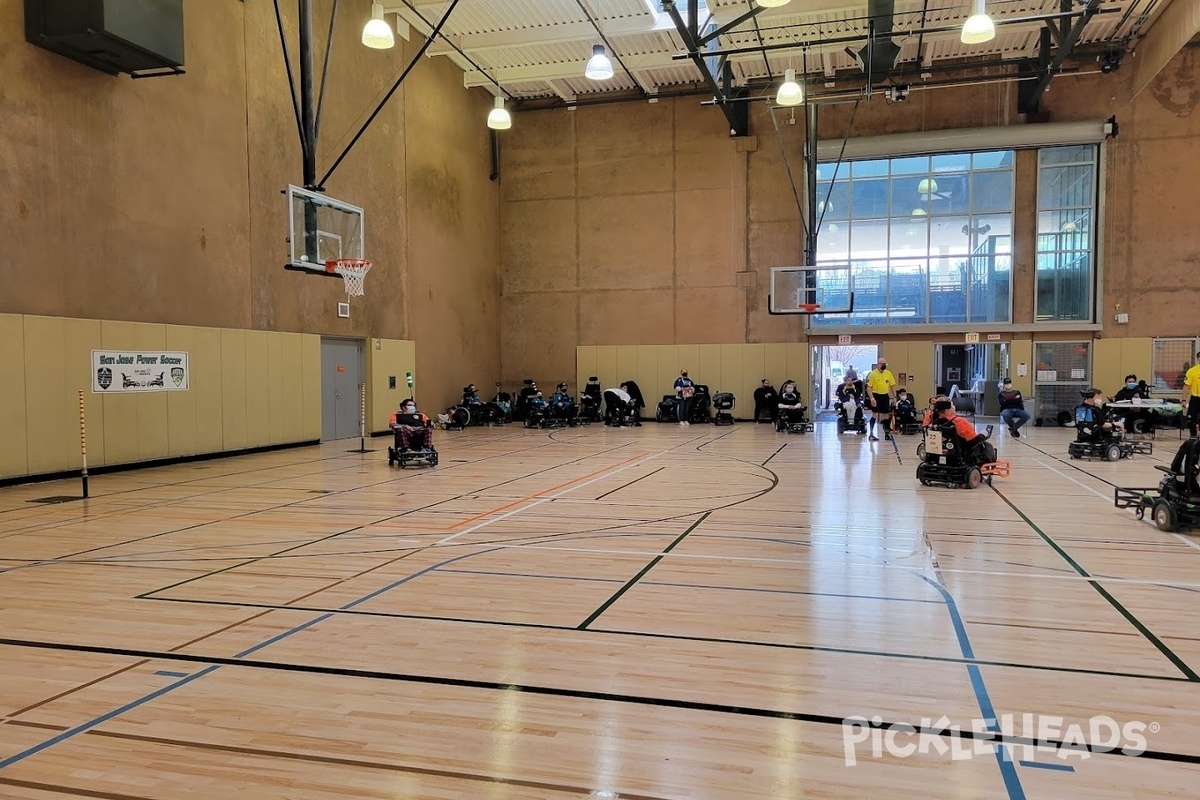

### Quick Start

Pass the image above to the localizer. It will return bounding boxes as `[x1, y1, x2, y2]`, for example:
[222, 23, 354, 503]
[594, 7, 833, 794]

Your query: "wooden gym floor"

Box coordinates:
[1, 420, 1199, 799]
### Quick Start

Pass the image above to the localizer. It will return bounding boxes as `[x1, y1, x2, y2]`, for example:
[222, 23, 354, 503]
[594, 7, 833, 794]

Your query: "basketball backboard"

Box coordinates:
[768, 266, 855, 315]
[284, 185, 365, 274]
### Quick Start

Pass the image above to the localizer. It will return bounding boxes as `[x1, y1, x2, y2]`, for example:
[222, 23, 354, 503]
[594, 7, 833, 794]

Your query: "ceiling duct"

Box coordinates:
[849, 0, 900, 76]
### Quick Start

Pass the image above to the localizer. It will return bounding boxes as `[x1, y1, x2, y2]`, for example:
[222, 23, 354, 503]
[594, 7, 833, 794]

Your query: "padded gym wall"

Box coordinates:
[0, 312, 328, 482]
[368, 338, 418, 433]
[577, 344, 809, 421]
[1091, 338, 1152, 396]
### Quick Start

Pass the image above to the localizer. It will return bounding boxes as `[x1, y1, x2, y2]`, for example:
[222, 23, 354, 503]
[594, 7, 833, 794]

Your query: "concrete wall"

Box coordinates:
[500, 49, 1200, 389]
[0, 0, 499, 413]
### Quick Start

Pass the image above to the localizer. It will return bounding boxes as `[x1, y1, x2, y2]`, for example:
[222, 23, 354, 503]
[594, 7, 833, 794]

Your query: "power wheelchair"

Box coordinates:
[1115, 438, 1200, 532]
[915, 419, 1008, 490]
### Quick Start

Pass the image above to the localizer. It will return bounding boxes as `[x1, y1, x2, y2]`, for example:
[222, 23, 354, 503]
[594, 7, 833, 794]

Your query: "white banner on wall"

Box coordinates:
[92, 350, 189, 393]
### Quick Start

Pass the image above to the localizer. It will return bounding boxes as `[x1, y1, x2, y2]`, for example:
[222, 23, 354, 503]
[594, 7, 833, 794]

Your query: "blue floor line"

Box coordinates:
[0, 548, 502, 770]
[153, 670, 189, 678]
[917, 574, 1028, 800]
[0, 666, 220, 770]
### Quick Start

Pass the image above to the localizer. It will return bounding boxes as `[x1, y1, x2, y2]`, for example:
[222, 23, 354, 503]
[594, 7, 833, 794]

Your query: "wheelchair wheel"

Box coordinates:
[1105, 443, 1122, 462]
[916, 442, 926, 460]
[1130, 417, 1148, 434]
[387, 446, 396, 466]
[837, 417, 847, 434]
[916, 463, 931, 486]
[1153, 500, 1176, 532]
[964, 466, 983, 490]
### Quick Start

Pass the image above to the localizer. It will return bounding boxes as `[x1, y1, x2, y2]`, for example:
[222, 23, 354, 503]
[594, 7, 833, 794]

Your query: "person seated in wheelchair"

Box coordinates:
[1075, 389, 1124, 444]
[835, 374, 866, 432]
[775, 380, 811, 432]
[927, 400, 996, 467]
[550, 382, 578, 425]
[893, 388, 921, 434]
[523, 390, 551, 427]
[603, 383, 640, 427]
[389, 399, 434, 453]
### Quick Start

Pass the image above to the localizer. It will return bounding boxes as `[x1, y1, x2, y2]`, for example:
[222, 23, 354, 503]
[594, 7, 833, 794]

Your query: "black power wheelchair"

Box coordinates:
[894, 394, 923, 435]
[579, 378, 603, 423]
[1115, 438, 1200, 532]
[386, 420, 438, 469]
[775, 395, 814, 434]
[712, 392, 736, 426]
[1067, 403, 1152, 462]
[915, 420, 1008, 490]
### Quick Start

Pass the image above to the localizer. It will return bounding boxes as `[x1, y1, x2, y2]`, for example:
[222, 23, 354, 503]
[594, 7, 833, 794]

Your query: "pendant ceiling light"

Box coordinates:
[756, 0, 792, 7]
[585, 44, 614, 80]
[776, 68, 804, 106]
[918, 177, 938, 195]
[362, 2, 395, 49]
[487, 96, 512, 130]
[960, 0, 996, 44]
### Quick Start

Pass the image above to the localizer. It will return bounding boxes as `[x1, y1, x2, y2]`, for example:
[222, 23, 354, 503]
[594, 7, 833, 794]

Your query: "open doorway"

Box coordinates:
[935, 343, 1009, 415]
[811, 344, 879, 412]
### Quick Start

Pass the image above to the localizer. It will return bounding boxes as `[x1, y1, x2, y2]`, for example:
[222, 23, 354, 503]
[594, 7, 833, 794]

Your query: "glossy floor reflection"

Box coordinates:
[1, 420, 1198, 798]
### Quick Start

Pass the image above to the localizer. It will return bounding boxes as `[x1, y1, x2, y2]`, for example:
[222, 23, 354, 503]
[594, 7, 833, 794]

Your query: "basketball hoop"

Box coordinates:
[326, 259, 372, 297]
[797, 302, 821, 314]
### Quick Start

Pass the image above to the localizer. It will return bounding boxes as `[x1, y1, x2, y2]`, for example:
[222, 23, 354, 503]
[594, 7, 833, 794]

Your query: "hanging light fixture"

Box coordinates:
[487, 96, 512, 130]
[960, 0, 996, 44]
[917, 177, 938, 195]
[756, 0, 793, 7]
[585, 44, 614, 80]
[776, 68, 804, 106]
[362, 2, 395, 49]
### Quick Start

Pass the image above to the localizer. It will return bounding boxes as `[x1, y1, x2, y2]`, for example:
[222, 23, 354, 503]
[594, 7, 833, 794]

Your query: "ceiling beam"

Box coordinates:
[461, 53, 669, 87]
[1018, 0, 1102, 114]
[1131, 0, 1200, 97]
[424, 15, 674, 55]
[662, 0, 746, 135]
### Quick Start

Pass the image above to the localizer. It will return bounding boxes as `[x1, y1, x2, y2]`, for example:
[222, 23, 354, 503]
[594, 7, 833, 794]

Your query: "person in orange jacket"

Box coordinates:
[389, 398, 433, 451]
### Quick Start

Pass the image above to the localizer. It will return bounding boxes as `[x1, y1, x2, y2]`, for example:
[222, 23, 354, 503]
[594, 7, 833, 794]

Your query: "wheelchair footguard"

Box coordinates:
[980, 461, 1011, 478]
[1068, 439, 1153, 462]
[387, 445, 438, 468]
[776, 417, 814, 434]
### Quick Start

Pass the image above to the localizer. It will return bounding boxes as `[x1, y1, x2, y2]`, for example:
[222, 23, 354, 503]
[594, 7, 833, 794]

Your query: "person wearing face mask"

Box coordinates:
[389, 398, 433, 452]
[865, 357, 898, 441]
[1075, 388, 1123, 443]
[997, 378, 1030, 438]
[1114, 374, 1153, 434]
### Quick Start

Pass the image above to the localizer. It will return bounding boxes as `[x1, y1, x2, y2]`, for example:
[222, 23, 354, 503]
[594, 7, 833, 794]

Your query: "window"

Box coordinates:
[814, 151, 1014, 327]
[1152, 339, 1198, 393]
[1036, 145, 1099, 321]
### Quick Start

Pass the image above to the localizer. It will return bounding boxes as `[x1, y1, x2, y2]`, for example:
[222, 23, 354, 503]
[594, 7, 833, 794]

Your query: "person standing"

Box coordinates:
[674, 369, 694, 396]
[1182, 352, 1200, 437]
[865, 357, 897, 441]
[997, 378, 1031, 438]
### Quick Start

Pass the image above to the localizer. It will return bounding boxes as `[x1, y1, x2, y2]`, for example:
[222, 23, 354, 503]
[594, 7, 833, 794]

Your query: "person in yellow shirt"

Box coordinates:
[865, 357, 898, 441]
[1180, 351, 1200, 437]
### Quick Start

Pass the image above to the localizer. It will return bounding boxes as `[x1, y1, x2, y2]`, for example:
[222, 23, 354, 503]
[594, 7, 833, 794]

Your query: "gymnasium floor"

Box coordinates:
[1, 419, 1199, 799]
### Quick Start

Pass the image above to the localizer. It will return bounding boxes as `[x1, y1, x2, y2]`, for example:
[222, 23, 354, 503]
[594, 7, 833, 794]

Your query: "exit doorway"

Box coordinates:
[811, 344, 879, 410]
[935, 343, 1009, 415]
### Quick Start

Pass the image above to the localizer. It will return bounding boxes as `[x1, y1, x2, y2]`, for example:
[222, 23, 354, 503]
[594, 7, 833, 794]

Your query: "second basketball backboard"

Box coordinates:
[768, 266, 855, 315]
[285, 185, 364, 274]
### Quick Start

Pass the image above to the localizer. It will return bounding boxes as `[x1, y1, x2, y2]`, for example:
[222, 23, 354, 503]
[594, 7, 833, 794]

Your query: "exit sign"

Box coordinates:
[965, 333, 980, 343]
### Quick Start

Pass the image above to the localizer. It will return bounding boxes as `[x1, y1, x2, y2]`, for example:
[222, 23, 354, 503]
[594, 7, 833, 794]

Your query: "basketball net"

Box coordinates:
[326, 259, 372, 297]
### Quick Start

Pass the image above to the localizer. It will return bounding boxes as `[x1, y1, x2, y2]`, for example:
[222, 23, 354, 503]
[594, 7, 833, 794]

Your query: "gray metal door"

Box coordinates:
[321, 338, 364, 440]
